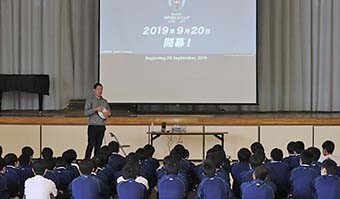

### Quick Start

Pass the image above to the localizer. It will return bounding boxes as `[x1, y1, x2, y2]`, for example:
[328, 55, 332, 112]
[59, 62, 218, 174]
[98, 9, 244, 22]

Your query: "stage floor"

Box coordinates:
[1, 110, 340, 125]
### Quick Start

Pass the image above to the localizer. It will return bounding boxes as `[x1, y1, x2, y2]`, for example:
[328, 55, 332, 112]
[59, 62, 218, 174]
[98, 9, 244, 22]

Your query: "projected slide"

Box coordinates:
[100, 0, 257, 104]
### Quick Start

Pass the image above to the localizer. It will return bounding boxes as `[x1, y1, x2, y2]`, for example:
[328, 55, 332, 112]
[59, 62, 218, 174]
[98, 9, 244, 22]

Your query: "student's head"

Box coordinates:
[170, 149, 183, 162]
[122, 162, 139, 180]
[0, 158, 6, 172]
[250, 142, 265, 154]
[93, 83, 103, 97]
[173, 144, 185, 152]
[164, 156, 180, 175]
[79, 159, 96, 175]
[306, 147, 321, 162]
[322, 140, 335, 156]
[95, 152, 108, 169]
[126, 152, 139, 164]
[21, 146, 34, 158]
[249, 154, 263, 169]
[32, 159, 48, 175]
[136, 148, 147, 161]
[183, 149, 190, 159]
[287, 141, 296, 155]
[321, 159, 337, 175]
[55, 157, 67, 168]
[300, 150, 314, 165]
[237, 148, 251, 162]
[143, 144, 155, 158]
[254, 150, 266, 163]
[202, 159, 216, 177]
[253, 165, 268, 181]
[62, 149, 77, 164]
[41, 147, 53, 159]
[19, 155, 31, 167]
[4, 153, 18, 166]
[270, 148, 283, 161]
[108, 141, 120, 153]
[295, 141, 305, 154]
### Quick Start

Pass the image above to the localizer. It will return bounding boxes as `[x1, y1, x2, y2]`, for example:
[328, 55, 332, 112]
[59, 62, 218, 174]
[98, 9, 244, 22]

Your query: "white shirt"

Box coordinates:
[24, 175, 57, 199]
[117, 176, 149, 190]
[319, 154, 340, 164]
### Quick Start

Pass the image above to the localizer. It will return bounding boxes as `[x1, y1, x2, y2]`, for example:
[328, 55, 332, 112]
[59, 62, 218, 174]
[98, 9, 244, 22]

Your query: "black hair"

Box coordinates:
[287, 141, 296, 154]
[254, 165, 268, 181]
[62, 149, 77, 164]
[322, 140, 335, 154]
[32, 159, 48, 175]
[93, 83, 103, 89]
[170, 149, 183, 162]
[183, 149, 190, 159]
[126, 153, 139, 164]
[41, 147, 53, 159]
[108, 141, 120, 153]
[19, 155, 31, 166]
[0, 158, 5, 170]
[300, 150, 314, 165]
[321, 159, 337, 175]
[237, 148, 251, 162]
[306, 147, 321, 162]
[249, 154, 262, 169]
[55, 157, 67, 168]
[202, 159, 216, 177]
[79, 159, 96, 175]
[164, 156, 180, 174]
[250, 142, 265, 154]
[122, 162, 139, 179]
[0, 146, 2, 158]
[4, 153, 18, 166]
[295, 141, 305, 154]
[254, 150, 266, 163]
[135, 148, 147, 161]
[270, 148, 283, 161]
[143, 144, 155, 158]
[95, 152, 108, 168]
[21, 146, 34, 157]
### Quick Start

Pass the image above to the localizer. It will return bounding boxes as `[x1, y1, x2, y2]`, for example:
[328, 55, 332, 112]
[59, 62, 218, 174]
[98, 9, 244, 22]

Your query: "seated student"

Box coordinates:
[21, 146, 34, 160]
[283, 141, 298, 170]
[250, 142, 265, 154]
[62, 149, 80, 180]
[307, 147, 322, 174]
[314, 159, 340, 199]
[17, 155, 34, 198]
[213, 144, 231, 173]
[42, 147, 56, 170]
[24, 159, 57, 199]
[231, 148, 251, 199]
[117, 161, 149, 199]
[107, 141, 126, 171]
[70, 159, 109, 199]
[289, 150, 319, 198]
[319, 140, 340, 164]
[44, 157, 72, 198]
[196, 159, 233, 199]
[241, 153, 264, 183]
[142, 144, 160, 189]
[266, 148, 290, 198]
[158, 155, 187, 199]
[95, 152, 117, 198]
[291, 141, 305, 169]
[0, 158, 10, 199]
[241, 165, 276, 199]
[3, 153, 21, 198]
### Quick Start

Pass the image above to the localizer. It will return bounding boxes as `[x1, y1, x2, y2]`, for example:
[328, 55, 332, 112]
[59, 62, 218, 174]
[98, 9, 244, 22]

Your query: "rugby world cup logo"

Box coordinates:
[168, 0, 186, 11]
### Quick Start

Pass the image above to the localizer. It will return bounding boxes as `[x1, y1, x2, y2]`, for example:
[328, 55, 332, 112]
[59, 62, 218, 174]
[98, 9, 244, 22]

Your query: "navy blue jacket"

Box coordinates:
[231, 161, 250, 198]
[108, 153, 126, 172]
[283, 155, 300, 170]
[3, 166, 20, 198]
[116, 178, 146, 199]
[289, 165, 319, 198]
[0, 173, 9, 199]
[158, 173, 187, 199]
[241, 179, 276, 199]
[314, 174, 340, 199]
[196, 175, 233, 199]
[266, 161, 290, 197]
[70, 174, 106, 199]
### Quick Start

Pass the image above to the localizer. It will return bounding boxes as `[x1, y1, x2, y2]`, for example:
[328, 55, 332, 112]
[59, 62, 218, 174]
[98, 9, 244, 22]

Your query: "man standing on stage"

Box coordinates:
[84, 83, 111, 159]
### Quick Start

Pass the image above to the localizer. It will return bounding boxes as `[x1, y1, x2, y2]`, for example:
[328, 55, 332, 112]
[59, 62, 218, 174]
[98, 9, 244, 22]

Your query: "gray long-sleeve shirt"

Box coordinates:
[84, 95, 110, 126]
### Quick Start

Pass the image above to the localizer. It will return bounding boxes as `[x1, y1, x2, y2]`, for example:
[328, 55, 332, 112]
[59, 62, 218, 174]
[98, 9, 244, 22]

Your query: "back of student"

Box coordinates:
[314, 159, 340, 199]
[117, 161, 148, 199]
[0, 158, 10, 199]
[196, 159, 233, 199]
[266, 148, 290, 198]
[3, 154, 21, 198]
[241, 166, 276, 199]
[231, 148, 251, 198]
[289, 150, 319, 198]
[158, 155, 187, 199]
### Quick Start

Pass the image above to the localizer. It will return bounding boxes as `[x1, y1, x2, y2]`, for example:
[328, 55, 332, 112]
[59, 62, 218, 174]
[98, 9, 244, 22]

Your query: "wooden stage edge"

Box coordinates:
[1, 115, 340, 125]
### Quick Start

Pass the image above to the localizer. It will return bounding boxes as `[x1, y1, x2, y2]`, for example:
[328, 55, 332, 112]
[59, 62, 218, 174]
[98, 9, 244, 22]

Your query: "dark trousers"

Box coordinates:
[85, 125, 105, 159]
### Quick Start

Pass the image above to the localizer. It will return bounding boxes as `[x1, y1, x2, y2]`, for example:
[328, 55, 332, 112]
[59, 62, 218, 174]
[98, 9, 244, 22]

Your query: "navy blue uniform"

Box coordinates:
[289, 165, 319, 198]
[314, 174, 340, 199]
[108, 153, 126, 172]
[70, 175, 105, 199]
[158, 174, 187, 199]
[196, 175, 233, 199]
[241, 169, 255, 183]
[231, 162, 250, 198]
[266, 161, 290, 197]
[45, 167, 72, 196]
[17, 165, 34, 197]
[116, 178, 146, 199]
[0, 173, 9, 199]
[3, 166, 20, 198]
[283, 155, 300, 170]
[241, 179, 276, 199]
